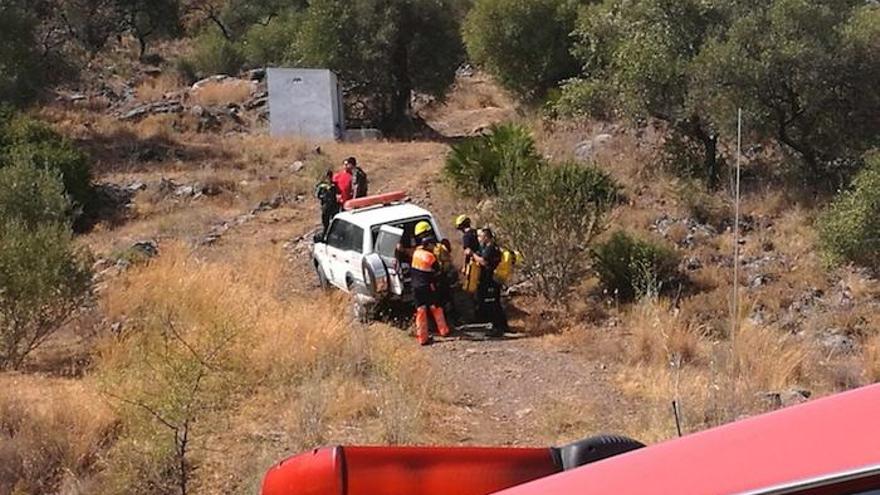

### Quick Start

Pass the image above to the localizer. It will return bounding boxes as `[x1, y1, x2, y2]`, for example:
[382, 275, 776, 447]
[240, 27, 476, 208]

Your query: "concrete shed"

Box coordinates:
[267, 68, 345, 140]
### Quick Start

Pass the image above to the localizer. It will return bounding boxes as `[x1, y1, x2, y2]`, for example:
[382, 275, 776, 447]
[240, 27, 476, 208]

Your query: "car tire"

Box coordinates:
[315, 261, 330, 290]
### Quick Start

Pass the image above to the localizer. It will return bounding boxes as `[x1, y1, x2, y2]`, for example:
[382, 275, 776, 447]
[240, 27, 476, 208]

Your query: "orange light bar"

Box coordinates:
[343, 191, 407, 211]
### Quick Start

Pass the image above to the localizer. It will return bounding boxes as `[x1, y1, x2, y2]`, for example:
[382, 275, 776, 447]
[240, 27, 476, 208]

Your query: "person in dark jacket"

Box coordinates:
[347, 156, 369, 199]
[315, 170, 340, 235]
[455, 214, 480, 269]
[471, 228, 510, 337]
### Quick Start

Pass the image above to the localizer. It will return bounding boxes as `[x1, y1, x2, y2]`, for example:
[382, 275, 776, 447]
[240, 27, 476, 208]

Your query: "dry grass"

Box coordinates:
[96, 242, 439, 493]
[135, 73, 185, 102]
[189, 79, 254, 107]
[625, 300, 707, 368]
[609, 297, 824, 443]
[0, 376, 117, 495]
[863, 333, 880, 383]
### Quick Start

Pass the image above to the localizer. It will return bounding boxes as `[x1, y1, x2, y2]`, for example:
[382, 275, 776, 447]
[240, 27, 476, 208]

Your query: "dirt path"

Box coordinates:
[427, 332, 623, 446]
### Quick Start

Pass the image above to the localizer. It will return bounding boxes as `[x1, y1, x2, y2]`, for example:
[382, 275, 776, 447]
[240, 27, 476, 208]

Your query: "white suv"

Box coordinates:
[311, 197, 446, 319]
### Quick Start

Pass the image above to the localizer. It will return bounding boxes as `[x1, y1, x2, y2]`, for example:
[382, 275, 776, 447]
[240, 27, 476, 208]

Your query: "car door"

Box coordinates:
[375, 225, 405, 296]
[339, 222, 365, 289]
[324, 220, 348, 289]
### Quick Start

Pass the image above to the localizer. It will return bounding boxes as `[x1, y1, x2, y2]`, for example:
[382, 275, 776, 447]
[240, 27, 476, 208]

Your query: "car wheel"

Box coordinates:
[315, 261, 330, 290]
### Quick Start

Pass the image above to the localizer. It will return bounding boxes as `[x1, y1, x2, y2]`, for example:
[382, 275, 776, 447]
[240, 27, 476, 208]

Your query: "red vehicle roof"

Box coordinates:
[495, 384, 880, 495]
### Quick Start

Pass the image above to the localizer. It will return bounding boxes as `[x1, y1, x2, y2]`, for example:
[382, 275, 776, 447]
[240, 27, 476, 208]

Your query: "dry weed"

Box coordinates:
[862, 333, 880, 384]
[625, 299, 707, 368]
[135, 73, 184, 102]
[0, 376, 117, 495]
[97, 243, 438, 493]
[190, 79, 254, 107]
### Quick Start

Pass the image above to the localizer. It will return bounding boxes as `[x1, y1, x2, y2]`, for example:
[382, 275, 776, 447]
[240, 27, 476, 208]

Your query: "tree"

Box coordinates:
[561, 0, 728, 189]
[463, 0, 579, 100]
[493, 161, 620, 302]
[117, 0, 182, 58]
[0, 3, 42, 105]
[691, 0, 880, 184]
[0, 163, 91, 370]
[56, 0, 122, 55]
[295, 0, 464, 131]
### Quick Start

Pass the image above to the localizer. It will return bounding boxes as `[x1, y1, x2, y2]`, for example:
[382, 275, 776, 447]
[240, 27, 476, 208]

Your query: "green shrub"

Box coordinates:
[0, 159, 71, 228]
[444, 123, 542, 196]
[0, 220, 92, 369]
[818, 153, 880, 270]
[592, 231, 681, 301]
[188, 29, 246, 77]
[0, 114, 93, 218]
[493, 161, 620, 302]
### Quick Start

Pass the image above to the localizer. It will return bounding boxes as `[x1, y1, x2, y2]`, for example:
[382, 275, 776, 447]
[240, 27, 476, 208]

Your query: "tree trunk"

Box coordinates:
[676, 116, 721, 191]
[387, 40, 413, 132]
[777, 122, 821, 179]
[137, 35, 147, 60]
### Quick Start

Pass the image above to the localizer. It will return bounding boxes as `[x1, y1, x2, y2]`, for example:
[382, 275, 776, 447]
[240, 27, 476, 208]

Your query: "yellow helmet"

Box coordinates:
[414, 221, 433, 237]
[454, 214, 470, 229]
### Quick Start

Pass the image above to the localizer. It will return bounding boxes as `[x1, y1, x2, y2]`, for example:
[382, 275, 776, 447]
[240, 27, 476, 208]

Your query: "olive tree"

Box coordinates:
[0, 3, 42, 105]
[463, 0, 580, 100]
[560, 0, 728, 188]
[690, 0, 880, 184]
[294, 0, 464, 131]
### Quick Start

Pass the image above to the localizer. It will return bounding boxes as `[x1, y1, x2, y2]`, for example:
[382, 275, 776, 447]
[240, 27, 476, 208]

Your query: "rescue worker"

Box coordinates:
[349, 156, 369, 198]
[411, 221, 451, 345]
[333, 158, 355, 206]
[314, 170, 340, 235]
[471, 228, 510, 337]
[455, 214, 480, 269]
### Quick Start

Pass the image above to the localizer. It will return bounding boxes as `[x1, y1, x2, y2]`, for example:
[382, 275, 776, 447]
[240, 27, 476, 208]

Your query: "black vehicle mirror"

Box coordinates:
[313, 231, 325, 243]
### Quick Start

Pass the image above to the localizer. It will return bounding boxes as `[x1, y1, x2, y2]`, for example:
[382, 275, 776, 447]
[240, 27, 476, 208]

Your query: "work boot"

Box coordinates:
[415, 307, 431, 345]
[430, 305, 451, 337]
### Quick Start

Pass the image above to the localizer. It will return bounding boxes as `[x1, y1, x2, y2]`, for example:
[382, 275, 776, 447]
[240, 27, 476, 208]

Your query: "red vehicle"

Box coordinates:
[262, 384, 880, 495]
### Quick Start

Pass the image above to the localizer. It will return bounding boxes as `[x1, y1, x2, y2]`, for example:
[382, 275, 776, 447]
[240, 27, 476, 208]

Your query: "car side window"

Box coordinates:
[345, 224, 364, 253]
[326, 220, 347, 249]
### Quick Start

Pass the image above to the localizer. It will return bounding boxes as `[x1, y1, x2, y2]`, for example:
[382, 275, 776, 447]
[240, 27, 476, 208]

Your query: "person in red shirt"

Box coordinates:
[332, 157, 355, 206]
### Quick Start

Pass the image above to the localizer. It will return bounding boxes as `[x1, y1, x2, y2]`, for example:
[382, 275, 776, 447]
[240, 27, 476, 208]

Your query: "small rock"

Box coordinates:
[191, 105, 205, 117]
[246, 68, 266, 81]
[201, 182, 223, 197]
[131, 240, 159, 258]
[191, 74, 232, 91]
[175, 185, 195, 197]
[762, 389, 812, 408]
[515, 408, 534, 419]
[127, 181, 147, 192]
[291, 161, 305, 173]
[684, 256, 702, 271]
[749, 274, 773, 288]
[821, 333, 856, 355]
